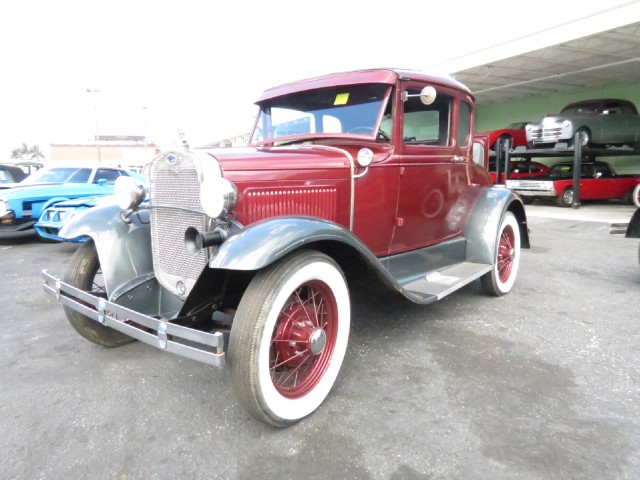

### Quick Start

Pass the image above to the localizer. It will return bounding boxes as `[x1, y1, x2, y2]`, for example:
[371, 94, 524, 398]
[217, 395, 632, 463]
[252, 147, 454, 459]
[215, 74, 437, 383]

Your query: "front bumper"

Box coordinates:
[42, 270, 225, 366]
[0, 216, 35, 231]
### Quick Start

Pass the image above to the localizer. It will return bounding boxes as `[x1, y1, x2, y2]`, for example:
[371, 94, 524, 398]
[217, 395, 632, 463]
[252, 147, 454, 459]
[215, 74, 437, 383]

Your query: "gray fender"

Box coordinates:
[464, 185, 530, 265]
[58, 204, 154, 302]
[209, 216, 378, 270]
[626, 208, 640, 238]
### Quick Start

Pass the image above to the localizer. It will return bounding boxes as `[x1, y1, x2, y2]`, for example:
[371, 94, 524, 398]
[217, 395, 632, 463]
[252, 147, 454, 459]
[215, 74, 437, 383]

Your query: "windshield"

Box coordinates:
[22, 167, 92, 184]
[251, 84, 391, 144]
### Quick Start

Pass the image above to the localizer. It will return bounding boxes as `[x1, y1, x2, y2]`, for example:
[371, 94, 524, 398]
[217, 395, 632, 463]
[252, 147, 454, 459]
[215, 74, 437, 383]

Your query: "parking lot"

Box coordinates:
[1, 202, 639, 480]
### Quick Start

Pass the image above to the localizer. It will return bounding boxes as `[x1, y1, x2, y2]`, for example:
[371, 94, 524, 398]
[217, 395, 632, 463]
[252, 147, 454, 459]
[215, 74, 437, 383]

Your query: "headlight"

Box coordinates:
[200, 178, 238, 218]
[115, 176, 146, 210]
[562, 120, 572, 128]
[0, 199, 8, 217]
[356, 148, 374, 167]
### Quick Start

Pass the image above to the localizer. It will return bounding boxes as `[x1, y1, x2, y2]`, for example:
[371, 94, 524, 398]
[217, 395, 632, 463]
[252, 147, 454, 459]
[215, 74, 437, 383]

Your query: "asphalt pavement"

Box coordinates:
[1, 202, 639, 479]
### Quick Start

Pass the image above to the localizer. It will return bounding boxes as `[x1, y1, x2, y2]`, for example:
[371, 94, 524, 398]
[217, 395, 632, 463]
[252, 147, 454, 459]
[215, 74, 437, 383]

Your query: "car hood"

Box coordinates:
[0, 183, 114, 201]
[200, 144, 387, 173]
[542, 112, 599, 123]
[43, 194, 115, 208]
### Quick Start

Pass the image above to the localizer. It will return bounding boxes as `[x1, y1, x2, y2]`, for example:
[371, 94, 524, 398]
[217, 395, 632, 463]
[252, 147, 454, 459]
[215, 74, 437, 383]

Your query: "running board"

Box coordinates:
[402, 262, 493, 304]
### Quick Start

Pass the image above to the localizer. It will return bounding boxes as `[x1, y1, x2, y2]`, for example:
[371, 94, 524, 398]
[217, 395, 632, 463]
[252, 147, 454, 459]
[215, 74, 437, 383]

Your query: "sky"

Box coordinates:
[1, 0, 639, 159]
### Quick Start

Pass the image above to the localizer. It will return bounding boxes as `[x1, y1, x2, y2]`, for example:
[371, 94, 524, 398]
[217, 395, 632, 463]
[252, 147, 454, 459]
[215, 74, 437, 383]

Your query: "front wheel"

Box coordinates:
[63, 240, 135, 347]
[229, 250, 350, 427]
[481, 211, 521, 296]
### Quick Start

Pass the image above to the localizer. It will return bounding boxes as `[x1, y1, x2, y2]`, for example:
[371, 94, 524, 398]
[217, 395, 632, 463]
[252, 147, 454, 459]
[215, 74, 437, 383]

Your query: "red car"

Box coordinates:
[488, 160, 550, 184]
[478, 122, 530, 151]
[43, 69, 529, 427]
[506, 161, 640, 207]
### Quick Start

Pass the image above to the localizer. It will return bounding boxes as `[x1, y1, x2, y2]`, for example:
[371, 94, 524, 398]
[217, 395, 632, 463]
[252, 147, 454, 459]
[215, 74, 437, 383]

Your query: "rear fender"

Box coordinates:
[464, 186, 530, 264]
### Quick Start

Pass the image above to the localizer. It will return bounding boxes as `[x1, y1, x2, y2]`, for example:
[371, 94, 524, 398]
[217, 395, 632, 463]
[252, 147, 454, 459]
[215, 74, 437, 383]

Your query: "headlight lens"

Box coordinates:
[115, 176, 146, 210]
[562, 120, 572, 128]
[0, 199, 8, 217]
[200, 178, 238, 218]
[356, 148, 374, 167]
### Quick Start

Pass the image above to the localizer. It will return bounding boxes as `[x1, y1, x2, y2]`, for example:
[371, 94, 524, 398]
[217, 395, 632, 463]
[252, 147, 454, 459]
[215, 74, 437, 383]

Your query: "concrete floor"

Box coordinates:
[1, 202, 639, 479]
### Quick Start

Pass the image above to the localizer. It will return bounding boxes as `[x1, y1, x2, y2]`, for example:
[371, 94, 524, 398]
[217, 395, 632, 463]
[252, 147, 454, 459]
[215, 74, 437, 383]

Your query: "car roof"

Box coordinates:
[562, 98, 635, 108]
[256, 68, 472, 103]
[0, 164, 28, 182]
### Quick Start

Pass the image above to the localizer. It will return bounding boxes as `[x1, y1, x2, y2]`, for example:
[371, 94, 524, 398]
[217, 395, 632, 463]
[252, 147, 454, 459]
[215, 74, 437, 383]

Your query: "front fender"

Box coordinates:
[59, 204, 154, 301]
[464, 185, 530, 265]
[209, 216, 374, 270]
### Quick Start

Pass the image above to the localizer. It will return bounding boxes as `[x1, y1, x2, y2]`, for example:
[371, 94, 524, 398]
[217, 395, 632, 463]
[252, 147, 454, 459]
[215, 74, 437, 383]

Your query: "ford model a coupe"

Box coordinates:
[42, 69, 529, 427]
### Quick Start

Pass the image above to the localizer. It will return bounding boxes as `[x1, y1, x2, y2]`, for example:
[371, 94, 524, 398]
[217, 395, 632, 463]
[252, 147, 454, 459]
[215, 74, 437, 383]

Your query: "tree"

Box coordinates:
[10, 143, 45, 162]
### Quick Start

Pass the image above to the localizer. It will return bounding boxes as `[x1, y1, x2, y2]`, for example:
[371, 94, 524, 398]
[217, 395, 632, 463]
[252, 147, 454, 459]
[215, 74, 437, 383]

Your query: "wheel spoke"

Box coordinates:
[267, 279, 337, 397]
[272, 350, 313, 388]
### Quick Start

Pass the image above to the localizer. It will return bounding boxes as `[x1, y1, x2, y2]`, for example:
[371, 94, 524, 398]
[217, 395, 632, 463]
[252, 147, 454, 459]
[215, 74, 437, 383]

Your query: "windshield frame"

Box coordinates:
[250, 83, 393, 146]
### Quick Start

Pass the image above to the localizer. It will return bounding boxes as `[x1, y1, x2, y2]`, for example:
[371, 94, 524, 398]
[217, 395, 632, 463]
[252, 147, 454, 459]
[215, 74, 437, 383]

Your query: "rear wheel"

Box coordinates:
[63, 240, 135, 347]
[481, 211, 521, 296]
[556, 187, 574, 207]
[229, 250, 350, 427]
[633, 183, 640, 208]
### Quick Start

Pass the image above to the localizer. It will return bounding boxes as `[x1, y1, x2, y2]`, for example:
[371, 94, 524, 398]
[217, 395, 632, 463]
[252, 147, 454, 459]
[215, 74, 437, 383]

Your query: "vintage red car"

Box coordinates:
[42, 69, 529, 427]
[477, 122, 530, 151]
[488, 159, 550, 184]
[506, 160, 640, 207]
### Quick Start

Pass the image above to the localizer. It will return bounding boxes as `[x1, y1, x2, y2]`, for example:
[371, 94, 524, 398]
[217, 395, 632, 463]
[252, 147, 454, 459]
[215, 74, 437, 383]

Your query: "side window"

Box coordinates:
[95, 169, 122, 184]
[457, 100, 472, 147]
[403, 89, 452, 145]
[67, 168, 91, 183]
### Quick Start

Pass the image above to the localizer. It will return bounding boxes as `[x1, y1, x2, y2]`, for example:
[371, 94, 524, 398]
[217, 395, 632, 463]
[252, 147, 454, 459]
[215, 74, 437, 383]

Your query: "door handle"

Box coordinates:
[452, 156, 465, 163]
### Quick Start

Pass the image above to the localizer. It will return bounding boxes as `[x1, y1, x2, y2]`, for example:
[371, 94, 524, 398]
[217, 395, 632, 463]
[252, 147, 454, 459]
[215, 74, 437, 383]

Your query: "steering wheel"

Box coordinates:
[349, 126, 391, 141]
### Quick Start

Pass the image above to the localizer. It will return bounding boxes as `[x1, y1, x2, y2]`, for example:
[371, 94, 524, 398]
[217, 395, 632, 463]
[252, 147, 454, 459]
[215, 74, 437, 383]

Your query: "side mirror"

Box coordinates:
[402, 86, 437, 105]
[418, 86, 437, 105]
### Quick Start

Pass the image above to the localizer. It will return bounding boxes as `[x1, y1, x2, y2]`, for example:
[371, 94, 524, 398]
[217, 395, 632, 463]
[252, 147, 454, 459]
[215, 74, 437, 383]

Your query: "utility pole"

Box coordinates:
[86, 88, 101, 165]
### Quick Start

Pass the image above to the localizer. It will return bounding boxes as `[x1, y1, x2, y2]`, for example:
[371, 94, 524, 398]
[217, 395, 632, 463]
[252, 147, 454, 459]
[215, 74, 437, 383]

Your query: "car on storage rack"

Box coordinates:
[505, 160, 640, 207]
[525, 98, 640, 149]
[477, 122, 530, 151]
[488, 159, 550, 184]
[0, 165, 145, 237]
[42, 68, 530, 427]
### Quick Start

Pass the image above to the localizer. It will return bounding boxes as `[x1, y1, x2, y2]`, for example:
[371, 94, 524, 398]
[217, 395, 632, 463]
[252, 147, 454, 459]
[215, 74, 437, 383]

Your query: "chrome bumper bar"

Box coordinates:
[42, 270, 225, 367]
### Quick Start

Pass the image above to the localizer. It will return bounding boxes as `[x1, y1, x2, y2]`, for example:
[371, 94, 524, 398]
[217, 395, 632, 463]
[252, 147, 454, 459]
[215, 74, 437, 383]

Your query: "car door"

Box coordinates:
[389, 83, 474, 253]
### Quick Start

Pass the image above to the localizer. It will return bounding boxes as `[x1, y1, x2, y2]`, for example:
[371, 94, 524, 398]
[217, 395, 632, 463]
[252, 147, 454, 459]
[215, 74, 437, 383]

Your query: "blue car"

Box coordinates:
[35, 194, 117, 242]
[0, 165, 146, 238]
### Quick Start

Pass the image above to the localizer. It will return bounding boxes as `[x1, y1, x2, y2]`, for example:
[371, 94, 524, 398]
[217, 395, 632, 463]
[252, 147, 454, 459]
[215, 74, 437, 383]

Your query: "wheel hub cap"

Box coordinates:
[309, 328, 327, 355]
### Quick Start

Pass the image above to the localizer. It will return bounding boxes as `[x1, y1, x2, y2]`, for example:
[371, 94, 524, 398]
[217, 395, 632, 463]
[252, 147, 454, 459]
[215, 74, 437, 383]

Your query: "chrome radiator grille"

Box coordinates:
[149, 153, 208, 300]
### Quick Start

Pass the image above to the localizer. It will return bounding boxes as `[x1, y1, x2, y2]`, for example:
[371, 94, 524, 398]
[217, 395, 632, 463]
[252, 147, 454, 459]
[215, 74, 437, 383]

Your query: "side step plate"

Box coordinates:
[402, 262, 492, 304]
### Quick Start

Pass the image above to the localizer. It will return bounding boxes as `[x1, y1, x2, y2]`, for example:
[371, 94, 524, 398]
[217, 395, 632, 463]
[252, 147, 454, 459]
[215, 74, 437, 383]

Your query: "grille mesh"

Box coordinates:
[150, 153, 208, 300]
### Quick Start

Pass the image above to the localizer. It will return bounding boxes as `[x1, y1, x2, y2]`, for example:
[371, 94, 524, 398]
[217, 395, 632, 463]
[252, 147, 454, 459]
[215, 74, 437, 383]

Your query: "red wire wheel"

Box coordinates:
[270, 281, 338, 398]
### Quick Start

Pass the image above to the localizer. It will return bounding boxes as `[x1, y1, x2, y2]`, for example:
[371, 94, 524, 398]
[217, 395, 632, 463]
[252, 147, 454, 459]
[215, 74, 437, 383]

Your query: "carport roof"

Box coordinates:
[449, 21, 640, 105]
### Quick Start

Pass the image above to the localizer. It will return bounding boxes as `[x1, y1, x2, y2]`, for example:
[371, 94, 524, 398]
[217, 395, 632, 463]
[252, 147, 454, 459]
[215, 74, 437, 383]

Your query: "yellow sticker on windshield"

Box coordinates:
[334, 93, 349, 105]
